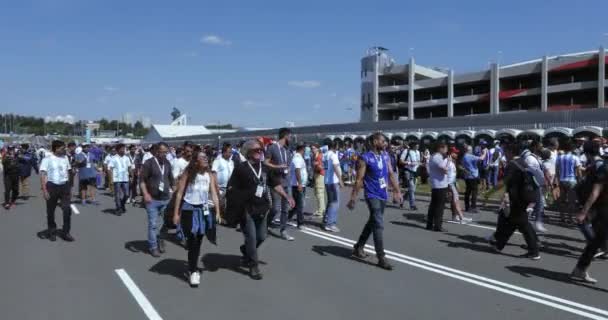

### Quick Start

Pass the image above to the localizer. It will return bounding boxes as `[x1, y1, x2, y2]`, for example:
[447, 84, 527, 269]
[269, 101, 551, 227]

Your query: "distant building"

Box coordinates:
[361, 46, 607, 122]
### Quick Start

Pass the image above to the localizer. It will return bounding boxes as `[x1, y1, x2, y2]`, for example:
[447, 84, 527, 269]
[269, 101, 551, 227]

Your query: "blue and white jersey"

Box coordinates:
[361, 151, 390, 200]
[556, 152, 581, 183]
[39, 154, 71, 185]
[323, 150, 341, 184]
[108, 155, 132, 182]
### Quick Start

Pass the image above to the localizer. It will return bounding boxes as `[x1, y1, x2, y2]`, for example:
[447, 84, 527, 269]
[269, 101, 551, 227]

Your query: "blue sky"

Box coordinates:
[1, 0, 607, 128]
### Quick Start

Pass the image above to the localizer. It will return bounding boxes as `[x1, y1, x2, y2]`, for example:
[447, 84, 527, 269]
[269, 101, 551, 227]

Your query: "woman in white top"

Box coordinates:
[447, 147, 468, 223]
[172, 151, 220, 287]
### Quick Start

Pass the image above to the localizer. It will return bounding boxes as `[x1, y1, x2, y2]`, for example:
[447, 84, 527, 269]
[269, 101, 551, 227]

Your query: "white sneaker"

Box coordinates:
[189, 271, 200, 287]
[126, 198, 132, 204]
[534, 222, 548, 234]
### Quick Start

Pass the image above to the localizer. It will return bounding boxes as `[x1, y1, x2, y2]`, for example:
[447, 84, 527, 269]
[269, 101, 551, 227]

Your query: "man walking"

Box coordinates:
[311, 144, 326, 217]
[2, 147, 20, 209]
[555, 141, 582, 224]
[75, 144, 98, 205]
[323, 140, 344, 232]
[348, 132, 402, 270]
[399, 142, 420, 211]
[141, 142, 174, 257]
[288, 144, 308, 229]
[108, 144, 133, 216]
[426, 143, 449, 232]
[18, 144, 38, 199]
[264, 128, 294, 241]
[462, 145, 483, 213]
[39, 140, 74, 242]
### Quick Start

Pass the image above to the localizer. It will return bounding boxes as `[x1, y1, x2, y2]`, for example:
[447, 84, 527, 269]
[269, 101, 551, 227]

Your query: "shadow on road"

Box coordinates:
[438, 239, 520, 258]
[124, 240, 149, 254]
[506, 265, 608, 293]
[389, 220, 427, 230]
[201, 253, 249, 276]
[311, 245, 378, 268]
[149, 258, 188, 283]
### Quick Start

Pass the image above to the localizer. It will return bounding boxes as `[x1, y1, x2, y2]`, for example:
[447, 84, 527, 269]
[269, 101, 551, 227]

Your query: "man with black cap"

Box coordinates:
[399, 141, 420, 211]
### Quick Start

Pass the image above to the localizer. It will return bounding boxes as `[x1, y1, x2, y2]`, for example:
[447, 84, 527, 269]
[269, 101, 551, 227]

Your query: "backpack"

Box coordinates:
[510, 158, 540, 205]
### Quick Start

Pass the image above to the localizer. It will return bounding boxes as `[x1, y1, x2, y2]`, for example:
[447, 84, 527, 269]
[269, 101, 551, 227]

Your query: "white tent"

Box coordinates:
[144, 125, 212, 143]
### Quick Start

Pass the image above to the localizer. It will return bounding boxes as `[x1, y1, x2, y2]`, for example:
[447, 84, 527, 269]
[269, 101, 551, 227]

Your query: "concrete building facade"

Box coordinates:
[361, 47, 608, 122]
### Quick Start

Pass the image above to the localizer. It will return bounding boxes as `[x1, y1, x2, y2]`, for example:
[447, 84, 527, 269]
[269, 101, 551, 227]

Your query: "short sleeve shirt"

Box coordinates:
[108, 155, 132, 183]
[40, 154, 71, 185]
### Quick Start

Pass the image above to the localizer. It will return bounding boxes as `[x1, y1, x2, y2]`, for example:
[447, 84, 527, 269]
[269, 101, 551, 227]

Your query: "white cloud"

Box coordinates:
[312, 104, 321, 110]
[104, 86, 119, 92]
[45, 114, 76, 124]
[287, 80, 321, 89]
[201, 35, 232, 46]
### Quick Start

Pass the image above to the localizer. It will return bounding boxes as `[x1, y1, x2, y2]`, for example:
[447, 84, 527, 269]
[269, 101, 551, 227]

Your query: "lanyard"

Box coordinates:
[375, 152, 383, 170]
[247, 161, 262, 181]
[276, 143, 287, 165]
[154, 158, 165, 176]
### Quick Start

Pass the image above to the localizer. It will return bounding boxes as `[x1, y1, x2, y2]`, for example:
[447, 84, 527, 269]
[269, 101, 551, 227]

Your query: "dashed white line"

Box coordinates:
[70, 204, 80, 215]
[115, 268, 163, 320]
[300, 227, 608, 320]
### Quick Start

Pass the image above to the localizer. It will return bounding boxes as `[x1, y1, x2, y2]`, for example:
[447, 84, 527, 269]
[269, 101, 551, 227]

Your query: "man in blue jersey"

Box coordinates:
[556, 141, 582, 224]
[348, 132, 402, 270]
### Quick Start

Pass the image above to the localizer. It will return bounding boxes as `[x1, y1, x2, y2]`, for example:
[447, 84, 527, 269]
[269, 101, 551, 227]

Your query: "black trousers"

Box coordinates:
[356, 198, 386, 257]
[577, 207, 608, 270]
[494, 207, 539, 255]
[180, 210, 205, 272]
[464, 178, 478, 211]
[129, 177, 138, 200]
[46, 182, 72, 233]
[427, 188, 448, 231]
[4, 174, 19, 204]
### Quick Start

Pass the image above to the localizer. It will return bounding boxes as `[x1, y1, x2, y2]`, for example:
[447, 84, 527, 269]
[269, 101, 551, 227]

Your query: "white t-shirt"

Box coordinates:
[543, 149, 557, 176]
[324, 150, 341, 184]
[447, 159, 457, 184]
[172, 157, 189, 180]
[290, 153, 308, 187]
[40, 154, 71, 185]
[184, 172, 210, 205]
[142, 152, 153, 164]
[108, 155, 132, 182]
[212, 156, 234, 189]
[104, 154, 115, 167]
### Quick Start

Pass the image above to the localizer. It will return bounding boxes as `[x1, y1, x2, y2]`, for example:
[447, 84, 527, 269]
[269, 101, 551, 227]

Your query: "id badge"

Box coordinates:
[86, 163, 91, 169]
[255, 185, 264, 198]
[379, 177, 387, 189]
[158, 182, 165, 192]
[203, 205, 210, 216]
[283, 169, 289, 175]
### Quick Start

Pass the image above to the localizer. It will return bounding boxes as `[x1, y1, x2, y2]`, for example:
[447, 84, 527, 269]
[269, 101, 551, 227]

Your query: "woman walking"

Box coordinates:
[172, 151, 220, 287]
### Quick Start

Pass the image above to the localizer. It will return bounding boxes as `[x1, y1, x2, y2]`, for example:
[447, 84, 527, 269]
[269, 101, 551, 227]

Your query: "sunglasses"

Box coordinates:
[251, 148, 264, 153]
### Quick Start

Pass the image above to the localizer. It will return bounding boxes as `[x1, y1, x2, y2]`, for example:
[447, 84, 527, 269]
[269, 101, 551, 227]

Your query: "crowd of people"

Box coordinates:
[1, 128, 607, 286]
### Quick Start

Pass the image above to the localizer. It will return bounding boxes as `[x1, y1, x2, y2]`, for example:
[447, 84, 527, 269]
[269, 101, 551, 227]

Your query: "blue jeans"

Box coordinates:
[487, 166, 499, 188]
[145, 199, 169, 250]
[324, 183, 340, 227]
[113, 182, 129, 210]
[406, 176, 416, 208]
[270, 185, 290, 232]
[356, 198, 386, 257]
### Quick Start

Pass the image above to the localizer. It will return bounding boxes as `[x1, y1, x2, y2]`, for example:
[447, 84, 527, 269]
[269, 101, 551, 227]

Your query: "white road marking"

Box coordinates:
[301, 227, 608, 320]
[114, 269, 163, 320]
[70, 204, 80, 215]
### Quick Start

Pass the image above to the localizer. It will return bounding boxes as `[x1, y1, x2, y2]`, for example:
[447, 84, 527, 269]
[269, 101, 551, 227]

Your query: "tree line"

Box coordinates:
[0, 114, 149, 137]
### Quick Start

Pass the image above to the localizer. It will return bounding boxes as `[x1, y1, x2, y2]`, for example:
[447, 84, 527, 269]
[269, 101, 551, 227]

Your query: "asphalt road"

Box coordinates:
[1, 176, 607, 320]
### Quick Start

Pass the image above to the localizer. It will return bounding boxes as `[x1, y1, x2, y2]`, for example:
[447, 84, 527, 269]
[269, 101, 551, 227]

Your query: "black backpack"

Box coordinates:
[510, 159, 540, 206]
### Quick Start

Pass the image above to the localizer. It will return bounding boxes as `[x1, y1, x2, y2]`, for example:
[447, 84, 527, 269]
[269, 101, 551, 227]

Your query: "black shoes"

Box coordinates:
[249, 265, 263, 280]
[60, 231, 75, 242]
[158, 238, 166, 253]
[150, 248, 161, 258]
[49, 231, 57, 242]
[377, 257, 394, 271]
[352, 245, 369, 259]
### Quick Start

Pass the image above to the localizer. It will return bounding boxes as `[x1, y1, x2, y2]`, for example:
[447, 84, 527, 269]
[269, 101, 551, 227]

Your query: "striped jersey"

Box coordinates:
[556, 152, 581, 183]
[40, 154, 71, 185]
